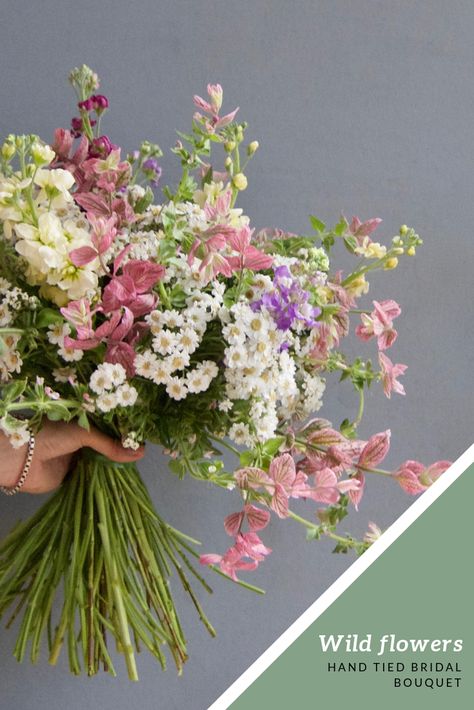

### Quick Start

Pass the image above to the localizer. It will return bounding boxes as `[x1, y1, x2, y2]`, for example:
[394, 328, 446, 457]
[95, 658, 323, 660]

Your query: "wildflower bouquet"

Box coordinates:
[0, 66, 449, 680]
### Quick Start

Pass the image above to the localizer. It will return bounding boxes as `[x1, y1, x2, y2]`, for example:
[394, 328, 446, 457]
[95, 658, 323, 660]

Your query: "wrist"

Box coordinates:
[0, 433, 30, 489]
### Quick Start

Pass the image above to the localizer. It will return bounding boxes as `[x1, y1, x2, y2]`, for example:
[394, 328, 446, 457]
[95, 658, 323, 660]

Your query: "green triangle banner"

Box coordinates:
[209, 449, 474, 709]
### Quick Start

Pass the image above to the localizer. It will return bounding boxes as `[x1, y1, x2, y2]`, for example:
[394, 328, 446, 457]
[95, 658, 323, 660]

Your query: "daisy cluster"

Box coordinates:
[89, 362, 138, 412]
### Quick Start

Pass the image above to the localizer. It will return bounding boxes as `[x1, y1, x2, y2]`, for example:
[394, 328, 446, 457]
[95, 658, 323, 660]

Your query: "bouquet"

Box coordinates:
[0, 66, 449, 680]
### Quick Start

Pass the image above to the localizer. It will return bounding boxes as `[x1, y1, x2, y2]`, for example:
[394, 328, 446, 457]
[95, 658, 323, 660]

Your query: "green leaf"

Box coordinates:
[261, 436, 286, 456]
[239, 450, 255, 467]
[36, 308, 64, 328]
[77, 411, 90, 431]
[343, 235, 358, 253]
[1, 379, 27, 403]
[334, 217, 348, 236]
[310, 215, 326, 233]
[340, 418, 357, 439]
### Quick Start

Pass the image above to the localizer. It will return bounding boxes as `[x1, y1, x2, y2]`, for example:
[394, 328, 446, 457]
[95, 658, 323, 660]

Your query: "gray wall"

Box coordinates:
[0, 1, 472, 708]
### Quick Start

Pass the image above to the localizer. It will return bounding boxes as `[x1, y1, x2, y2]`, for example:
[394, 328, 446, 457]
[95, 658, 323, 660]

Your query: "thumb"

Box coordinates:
[80, 426, 145, 463]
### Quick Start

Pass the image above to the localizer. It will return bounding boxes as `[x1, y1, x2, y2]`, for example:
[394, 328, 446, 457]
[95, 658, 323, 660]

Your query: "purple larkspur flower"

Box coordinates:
[251, 265, 320, 331]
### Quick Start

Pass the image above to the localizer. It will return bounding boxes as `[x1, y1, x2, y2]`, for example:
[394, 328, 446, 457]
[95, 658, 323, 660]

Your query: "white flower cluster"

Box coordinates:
[0, 333, 22, 382]
[47, 322, 83, 362]
[0, 416, 30, 448]
[88, 363, 138, 412]
[220, 300, 326, 445]
[122, 431, 141, 450]
[0, 278, 38, 327]
[0, 166, 99, 304]
[136, 288, 222, 401]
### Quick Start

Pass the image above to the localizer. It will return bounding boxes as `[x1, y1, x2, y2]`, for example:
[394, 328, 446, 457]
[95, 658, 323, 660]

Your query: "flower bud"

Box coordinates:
[406, 246, 416, 256]
[399, 224, 408, 235]
[236, 126, 244, 141]
[384, 257, 399, 270]
[1, 140, 15, 160]
[247, 140, 259, 156]
[224, 140, 236, 152]
[232, 173, 248, 191]
[31, 142, 55, 166]
[392, 247, 404, 255]
[224, 156, 232, 169]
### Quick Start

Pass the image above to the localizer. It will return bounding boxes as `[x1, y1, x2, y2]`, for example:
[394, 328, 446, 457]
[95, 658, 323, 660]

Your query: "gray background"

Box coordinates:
[0, 1, 472, 708]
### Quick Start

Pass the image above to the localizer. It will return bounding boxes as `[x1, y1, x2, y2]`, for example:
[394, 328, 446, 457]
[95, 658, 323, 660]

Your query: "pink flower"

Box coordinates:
[358, 430, 391, 469]
[379, 352, 407, 398]
[356, 299, 401, 351]
[101, 260, 165, 316]
[60, 298, 96, 339]
[70, 215, 118, 268]
[348, 216, 382, 239]
[264, 454, 311, 518]
[393, 460, 451, 495]
[224, 504, 270, 536]
[234, 532, 272, 562]
[199, 548, 258, 582]
[226, 226, 274, 272]
[305, 468, 360, 505]
[193, 83, 239, 133]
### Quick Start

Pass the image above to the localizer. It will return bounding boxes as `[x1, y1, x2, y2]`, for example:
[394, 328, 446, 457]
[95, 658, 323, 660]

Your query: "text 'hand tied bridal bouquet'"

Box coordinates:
[0, 66, 450, 680]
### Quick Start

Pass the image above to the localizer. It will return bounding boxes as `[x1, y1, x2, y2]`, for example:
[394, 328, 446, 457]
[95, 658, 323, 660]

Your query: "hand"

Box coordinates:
[0, 421, 145, 494]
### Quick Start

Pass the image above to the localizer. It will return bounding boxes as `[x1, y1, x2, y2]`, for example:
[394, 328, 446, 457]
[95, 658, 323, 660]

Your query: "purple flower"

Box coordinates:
[251, 265, 320, 331]
[142, 157, 162, 186]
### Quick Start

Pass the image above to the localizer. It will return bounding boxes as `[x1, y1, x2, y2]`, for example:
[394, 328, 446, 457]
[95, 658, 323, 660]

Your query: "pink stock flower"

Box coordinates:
[356, 300, 401, 351]
[393, 460, 451, 495]
[226, 226, 274, 272]
[379, 352, 407, 398]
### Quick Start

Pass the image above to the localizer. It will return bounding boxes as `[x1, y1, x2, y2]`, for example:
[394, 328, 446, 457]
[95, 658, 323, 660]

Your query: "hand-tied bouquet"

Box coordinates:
[0, 66, 450, 680]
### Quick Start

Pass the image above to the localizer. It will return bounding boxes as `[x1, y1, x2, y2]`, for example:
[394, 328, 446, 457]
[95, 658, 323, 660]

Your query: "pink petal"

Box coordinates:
[199, 553, 222, 566]
[349, 472, 365, 510]
[69, 245, 97, 267]
[224, 511, 245, 537]
[245, 504, 270, 531]
[358, 430, 391, 468]
[270, 483, 290, 518]
[269, 453, 296, 488]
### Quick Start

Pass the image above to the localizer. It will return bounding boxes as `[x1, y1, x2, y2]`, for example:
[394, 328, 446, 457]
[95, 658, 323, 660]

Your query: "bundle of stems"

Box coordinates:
[0, 450, 216, 681]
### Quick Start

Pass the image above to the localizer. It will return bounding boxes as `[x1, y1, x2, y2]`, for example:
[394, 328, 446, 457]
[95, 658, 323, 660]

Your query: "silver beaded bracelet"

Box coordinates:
[0, 432, 36, 496]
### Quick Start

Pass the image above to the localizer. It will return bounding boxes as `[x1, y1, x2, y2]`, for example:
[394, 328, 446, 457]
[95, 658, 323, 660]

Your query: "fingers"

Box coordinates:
[79, 426, 145, 463]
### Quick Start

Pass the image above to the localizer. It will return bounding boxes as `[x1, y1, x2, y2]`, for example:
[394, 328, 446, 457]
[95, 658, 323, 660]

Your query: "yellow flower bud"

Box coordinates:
[399, 224, 409, 235]
[346, 274, 370, 298]
[247, 140, 259, 156]
[224, 140, 236, 152]
[384, 257, 399, 270]
[224, 156, 232, 169]
[392, 247, 404, 255]
[406, 246, 416, 256]
[232, 173, 248, 191]
[1, 141, 15, 160]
